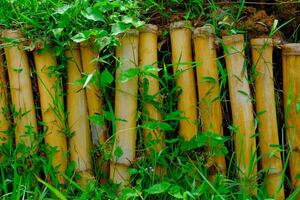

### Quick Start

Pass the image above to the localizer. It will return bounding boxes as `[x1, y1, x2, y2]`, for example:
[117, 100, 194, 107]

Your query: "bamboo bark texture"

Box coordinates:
[282, 43, 300, 190]
[2, 30, 37, 148]
[170, 21, 197, 141]
[110, 30, 139, 187]
[251, 38, 284, 199]
[33, 45, 67, 182]
[79, 41, 108, 180]
[66, 44, 93, 185]
[139, 24, 164, 154]
[222, 34, 257, 194]
[0, 49, 10, 150]
[193, 25, 226, 175]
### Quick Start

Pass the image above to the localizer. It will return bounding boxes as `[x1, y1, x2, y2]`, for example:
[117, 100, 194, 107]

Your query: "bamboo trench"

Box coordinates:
[282, 43, 300, 190]
[0, 49, 10, 152]
[33, 44, 67, 183]
[66, 44, 93, 186]
[251, 38, 284, 199]
[110, 30, 139, 187]
[170, 21, 198, 141]
[193, 25, 226, 176]
[2, 30, 37, 148]
[79, 41, 108, 181]
[222, 34, 257, 194]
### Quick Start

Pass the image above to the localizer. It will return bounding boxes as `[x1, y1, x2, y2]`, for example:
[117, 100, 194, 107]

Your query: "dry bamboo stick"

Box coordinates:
[33, 45, 67, 183]
[2, 30, 37, 148]
[251, 38, 284, 199]
[79, 41, 108, 181]
[0, 49, 10, 151]
[193, 25, 226, 175]
[222, 34, 257, 194]
[66, 43, 93, 186]
[170, 21, 198, 141]
[139, 24, 164, 154]
[110, 30, 139, 187]
[282, 43, 300, 190]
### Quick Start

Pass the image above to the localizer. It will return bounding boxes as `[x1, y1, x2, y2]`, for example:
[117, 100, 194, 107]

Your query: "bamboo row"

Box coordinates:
[251, 38, 284, 199]
[66, 44, 93, 186]
[79, 41, 108, 181]
[193, 25, 226, 175]
[2, 30, 38, 149]
[222, 34, 257, 194]
[282, 43, 300, 190]
[170, 21, 198, 141]
[33, 44, 67, 183]
[110, 30, 139, 187]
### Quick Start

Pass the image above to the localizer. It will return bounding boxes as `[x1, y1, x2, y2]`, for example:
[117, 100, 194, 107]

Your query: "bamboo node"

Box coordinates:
[282, 43, 300, 55]
[140, 24, 158, 34]
[169, 20, 192, 31]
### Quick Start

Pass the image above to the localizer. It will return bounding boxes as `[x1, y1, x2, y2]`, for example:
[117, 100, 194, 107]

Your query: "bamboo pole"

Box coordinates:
[0, 49, 10, 150]
[33, 44, 67, 183]
[110, 30, 139, 187]
[282, 43, 300, 190]
[139, 24, 164, 154]
[66, 43, 93, 186]
[2, 30, 37, 148]
[193, 25, 226, 175]
[170, 21, 198, 141]
[79, 41, 108, 181]
[251, 38, 284, 199]
[222, 34, 257, 194]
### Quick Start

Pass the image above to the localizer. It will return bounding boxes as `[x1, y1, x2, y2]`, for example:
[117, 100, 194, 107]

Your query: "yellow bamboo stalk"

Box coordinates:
[139, 24, 164, 153]
[222, 34, 257, 194]
[193, 25, 226, 175]
[282, 43, 300, 190]
[170, 21, 197, 141]
[0, 49, 10, 150]
[251, 38, 284, 199]
[33, 45, 67, 183]
[110, 30, 139, 187]
[2, 30, 37, 148]
[66, 43, 93, 185]
[79, 41, 108, 181]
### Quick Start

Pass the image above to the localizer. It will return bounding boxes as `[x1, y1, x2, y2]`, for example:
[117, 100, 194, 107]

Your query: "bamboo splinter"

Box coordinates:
[282, 43, 300, 190]
[222, 34, 257, 194]
[33, 44, 68, 182]
[110, 30, 139, 187]
[170, 21, 197, 141]
[139, 24, 164, 154]
[251, 38, 284, 199]
[193, 25, 226, 175]
[2, 30, 37, 148]
[66, 44, 93, 185]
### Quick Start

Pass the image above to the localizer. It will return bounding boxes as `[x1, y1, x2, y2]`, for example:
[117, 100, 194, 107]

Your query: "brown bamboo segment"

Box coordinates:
[0, 49, 10, 149]
[66, 44, 93, 185]
[139, 24, 164, 153]
[282, 43, 300, 190]
[33, 46, 67, 182]
[222, 34, 257, 194]
[79, 41, 108, 181]
[2, 30, 37, 148]
[170, 21, 198, 141]
[251, 38, 284, 199]
[110, 30, 139, 187]
[193, 25, 226, 175]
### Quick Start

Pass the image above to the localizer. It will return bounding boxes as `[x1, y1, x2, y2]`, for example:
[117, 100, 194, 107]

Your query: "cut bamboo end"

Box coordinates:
[169, 20, 192, 31]
[140, 24, 158, 33]
[66, 45, 93, 183]
[2, 30, 37, 148]
[111, 29, 139, 185]
[251, 37, 284, 198]
[193, 24, 215, 38]
[33, 48, 68, 182]
[170, 21, 198, 141]
[222, 34, 257, 194]
[282, 43, 300, 188]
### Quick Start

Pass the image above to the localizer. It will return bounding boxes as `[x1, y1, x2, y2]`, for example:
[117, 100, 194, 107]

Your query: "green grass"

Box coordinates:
[0, 0, 299, 199]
